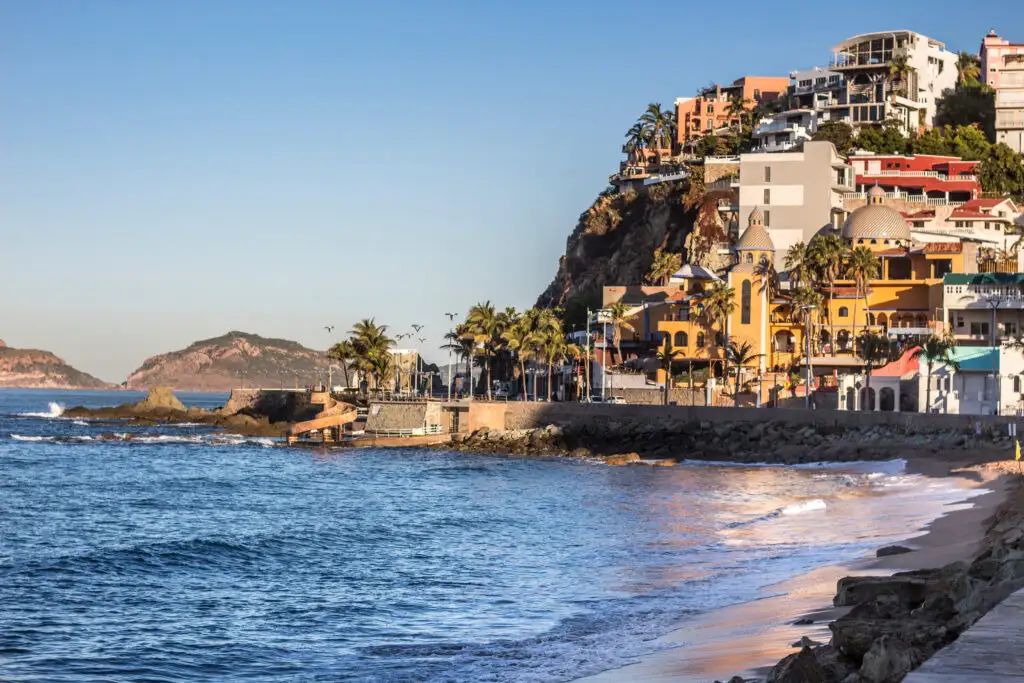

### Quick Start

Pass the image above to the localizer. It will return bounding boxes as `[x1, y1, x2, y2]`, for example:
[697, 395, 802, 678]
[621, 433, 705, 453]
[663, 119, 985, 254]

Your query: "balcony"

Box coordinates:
[842, 190, 967, 207]
[859, 170, 977, 182]
[717, 198, 738, 212]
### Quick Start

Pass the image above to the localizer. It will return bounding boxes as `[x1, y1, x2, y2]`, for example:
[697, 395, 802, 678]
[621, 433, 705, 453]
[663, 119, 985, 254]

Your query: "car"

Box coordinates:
[607, 396, 627, 405]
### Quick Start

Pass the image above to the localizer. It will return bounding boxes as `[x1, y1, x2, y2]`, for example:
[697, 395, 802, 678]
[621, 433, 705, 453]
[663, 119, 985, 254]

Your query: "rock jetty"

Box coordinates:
[448, 418, 1010, 464]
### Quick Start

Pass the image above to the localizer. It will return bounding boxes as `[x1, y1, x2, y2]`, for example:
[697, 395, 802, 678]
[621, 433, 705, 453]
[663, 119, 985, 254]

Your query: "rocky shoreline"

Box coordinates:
[447, 418, 1011, 465]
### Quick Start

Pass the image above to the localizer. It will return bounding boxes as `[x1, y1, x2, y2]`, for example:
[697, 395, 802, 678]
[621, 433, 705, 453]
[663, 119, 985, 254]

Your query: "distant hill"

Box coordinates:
[123, 329, 325, 389]
[125, 331, 327, 392]
[0, 340, 112, 389]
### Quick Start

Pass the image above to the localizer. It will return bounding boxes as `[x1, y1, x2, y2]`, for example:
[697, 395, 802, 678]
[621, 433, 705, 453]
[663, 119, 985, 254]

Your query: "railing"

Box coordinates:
[754, 120, 809, 136]
[860, 170, 978, 182]
[842, 190, 967, 207]
[367, 424, 446, 438]
[704, 155, 741, 163]
[717, 198, 738, 211]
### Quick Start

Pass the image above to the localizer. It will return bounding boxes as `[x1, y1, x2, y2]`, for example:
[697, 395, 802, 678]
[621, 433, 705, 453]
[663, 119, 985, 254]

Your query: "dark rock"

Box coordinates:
[857, 635, 923, 682]
[833, 575, 931, 609]
[793, 618, 814, 625]
[767, 646, 832, 683]
[876, 545, 913, 558]
[791, 636, 823, 648]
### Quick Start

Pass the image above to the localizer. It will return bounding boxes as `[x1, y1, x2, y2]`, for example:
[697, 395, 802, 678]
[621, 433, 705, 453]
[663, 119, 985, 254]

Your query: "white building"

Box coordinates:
[981, 29, 1024, 153]
[943, 273, 1024, 346]
[916, 345, 1024, 416]
[752, 109, 818, 152]
[828, 30, 957, 133]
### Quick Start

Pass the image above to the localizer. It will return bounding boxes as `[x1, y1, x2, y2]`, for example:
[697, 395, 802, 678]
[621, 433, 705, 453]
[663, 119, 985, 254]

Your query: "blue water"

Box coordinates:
[0, 390, 976, 682]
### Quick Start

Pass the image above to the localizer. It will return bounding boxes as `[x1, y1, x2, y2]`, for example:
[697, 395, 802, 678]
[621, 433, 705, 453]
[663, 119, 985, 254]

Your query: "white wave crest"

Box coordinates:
[10, 434, 55, 442]
[781, 499, 827, 515]
[72, 420, 88, 426]
[18, 402, 65, 418]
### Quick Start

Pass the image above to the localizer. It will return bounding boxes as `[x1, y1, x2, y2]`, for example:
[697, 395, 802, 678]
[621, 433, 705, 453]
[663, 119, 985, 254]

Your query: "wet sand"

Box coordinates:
[574, 455, 1013, 683]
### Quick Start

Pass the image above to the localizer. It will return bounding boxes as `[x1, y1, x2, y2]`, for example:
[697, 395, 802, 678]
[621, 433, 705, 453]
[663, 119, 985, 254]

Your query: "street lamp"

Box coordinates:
[411, 325, 424, 395]
[800, 304, 816, 410]
[445, 312, 457, 401]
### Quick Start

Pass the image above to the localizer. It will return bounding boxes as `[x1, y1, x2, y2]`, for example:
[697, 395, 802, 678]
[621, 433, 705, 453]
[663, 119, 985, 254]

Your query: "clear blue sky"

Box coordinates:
[2, 0, 1021, 381]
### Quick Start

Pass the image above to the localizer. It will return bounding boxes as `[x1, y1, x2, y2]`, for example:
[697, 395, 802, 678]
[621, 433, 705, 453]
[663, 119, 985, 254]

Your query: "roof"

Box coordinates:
[842, 205, 912, 241]
[919, 243, 963, 254]
[875, 247, 909, 256]
[944, 273, 1024, 286]
[961, 198, 1011, 210]
[735, 222, 775, 251]
[950, 209, 1005, 220]
[902, 210, 936, 219]
[825, 286, 868, 298]
[874, 347, 921, 378]
[944, 346, 1000, 373]
[670, 264, 721, 281]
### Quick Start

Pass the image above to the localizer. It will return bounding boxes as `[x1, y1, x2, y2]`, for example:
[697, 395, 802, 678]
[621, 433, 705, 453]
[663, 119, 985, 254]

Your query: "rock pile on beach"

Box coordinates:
[449, 419, 1013, 465]
[760, 481, 1024, 683]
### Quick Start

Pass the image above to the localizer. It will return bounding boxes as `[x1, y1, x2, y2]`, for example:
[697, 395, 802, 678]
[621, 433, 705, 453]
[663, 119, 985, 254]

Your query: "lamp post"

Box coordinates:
[585, 308, 592, 402]
[445, 312, 457, 401]
[984, 295, 1006, 415]
[801, 304, 816, 410]
[411, 324, 424, 395]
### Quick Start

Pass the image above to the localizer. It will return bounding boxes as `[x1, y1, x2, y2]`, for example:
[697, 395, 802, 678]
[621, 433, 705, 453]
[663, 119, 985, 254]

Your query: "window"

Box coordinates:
[839, 306, 849, 318]
[934, 259, 952, 277]
[696, 332, 705, 348]
[744, 252, 753, 264]
[1005, 322, 1017, 336]
[956, 314, 964, 328]
[764, 188, 771, 204]
[764, 166, 771, 182]
[707, 119, 714, 130]
[971, 321, 990, 336]
[754, 88, 761, 98]
[1015, 376, 1021, 394]
[741, 280, 752, 325]
[674, 331, 688, 347]
[715, 332, 724, 347]
[764, 210, 770, 227]
[799, 79, 811, 88]
[870, 239, 877, 244]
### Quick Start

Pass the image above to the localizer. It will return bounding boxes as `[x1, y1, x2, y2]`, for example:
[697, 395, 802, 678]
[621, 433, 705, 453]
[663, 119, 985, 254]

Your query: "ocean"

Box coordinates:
[0, 389, 979, 682]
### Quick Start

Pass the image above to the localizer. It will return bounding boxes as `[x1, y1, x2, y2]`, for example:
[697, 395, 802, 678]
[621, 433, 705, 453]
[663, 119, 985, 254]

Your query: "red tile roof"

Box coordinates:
[902, 209, 936, 219]
[874, 346, 921, 378]
[919, 242, 964, 254]
[825, 286, 865, 297]
[961, 198, 1008, 210]
[950, 209, 1003, 219]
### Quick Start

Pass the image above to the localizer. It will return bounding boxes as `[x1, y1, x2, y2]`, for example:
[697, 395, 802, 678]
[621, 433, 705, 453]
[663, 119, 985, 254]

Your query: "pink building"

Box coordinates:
[981, 29, 1024, 153]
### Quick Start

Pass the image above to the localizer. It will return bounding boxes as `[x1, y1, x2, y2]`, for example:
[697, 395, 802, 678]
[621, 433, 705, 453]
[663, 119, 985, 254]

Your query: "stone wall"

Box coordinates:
[618, 388, 705, 405]
[366, 402, 443, 432]
[222, 389, 316, 423]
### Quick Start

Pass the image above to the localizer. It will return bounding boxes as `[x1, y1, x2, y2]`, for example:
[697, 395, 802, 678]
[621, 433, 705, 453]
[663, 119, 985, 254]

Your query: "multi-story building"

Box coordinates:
[675, 75, 790, 146]
[904, 197, 1022, 247]
[752, 109, 818, 152]
[791, 67, 847, 111]
[751, 68, 850, 153]
[942, 272, 1024, 347]
[828, 31, 957, 133]
[736, 141, 853, 266]
[846, 151, 981, 201]
[980, 29, 1024, 153]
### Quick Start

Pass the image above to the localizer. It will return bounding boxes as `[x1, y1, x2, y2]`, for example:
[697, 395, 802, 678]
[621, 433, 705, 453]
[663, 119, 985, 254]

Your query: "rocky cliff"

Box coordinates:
[0, 340, 111, 389]
[125, 331, 327, 392]
[535, 180, 699, 315]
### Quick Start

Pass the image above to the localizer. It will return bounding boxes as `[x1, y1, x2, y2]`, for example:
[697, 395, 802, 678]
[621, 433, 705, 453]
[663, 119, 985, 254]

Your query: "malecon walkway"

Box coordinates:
[904, 588, 1024, 681]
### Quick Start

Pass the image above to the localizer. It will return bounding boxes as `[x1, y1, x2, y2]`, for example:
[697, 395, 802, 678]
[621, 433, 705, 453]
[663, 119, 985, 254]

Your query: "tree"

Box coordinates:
[887, 55, 911, 98]
[703, 281, 737, 383]
[327, 339, 355, 388]
[501, 319, 535, 400]
[845, 247, 881, 331]
[956, 51, 981, 88]
[639, 102, 674, 151]
[935, 85, 995, 142]
[646, 249, 683, 285]
[347, 318, 395, 390]
[725, 340, 760, 403]
[809, 232, 847, 356]
[541, 323, 569, 401]
[856, 332, 891, 411]
[466, 301, 507, 400]
[812, 121, 856, 154]
[911, 334, 960, 413]
[753, 256, 780, 301]
[624, 121, 649, 162]
[606, 301, 635, 367]
[656, 340, 684, 405]
[725, 95, 753, 131]
[790, 286, 824, 358]
[855, 119, 909, 154]
[950, 124, 992, 161]
[978, 143, 1024, 197]
[911, 127, 954, 156]
[784, 241, 814, 288]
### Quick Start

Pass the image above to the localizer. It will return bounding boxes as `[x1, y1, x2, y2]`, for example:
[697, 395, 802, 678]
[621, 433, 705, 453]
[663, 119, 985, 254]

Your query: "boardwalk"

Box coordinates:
[904, 588, 1024, 682]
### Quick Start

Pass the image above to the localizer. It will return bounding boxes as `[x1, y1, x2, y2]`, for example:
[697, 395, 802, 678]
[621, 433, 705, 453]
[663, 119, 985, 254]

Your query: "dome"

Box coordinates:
[841, 188, 911, 242]
[748, 206, 764, 226]
[735, 221, 775, 251]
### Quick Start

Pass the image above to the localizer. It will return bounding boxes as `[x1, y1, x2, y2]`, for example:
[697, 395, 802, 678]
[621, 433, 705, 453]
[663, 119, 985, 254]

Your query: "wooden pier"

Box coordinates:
[905, 588, 1024, 681]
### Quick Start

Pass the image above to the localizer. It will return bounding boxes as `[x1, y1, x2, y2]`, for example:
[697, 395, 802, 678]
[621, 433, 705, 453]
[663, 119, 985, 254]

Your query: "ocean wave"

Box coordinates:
[781, 499, 827, 515]
[10, 435, 55, 442]
[16, 402, 65, 419]
[72, 420, 88, 426]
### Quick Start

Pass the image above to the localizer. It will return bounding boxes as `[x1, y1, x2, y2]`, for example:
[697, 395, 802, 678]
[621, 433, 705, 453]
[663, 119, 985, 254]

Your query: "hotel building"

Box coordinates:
[980, 29, 1024, 153]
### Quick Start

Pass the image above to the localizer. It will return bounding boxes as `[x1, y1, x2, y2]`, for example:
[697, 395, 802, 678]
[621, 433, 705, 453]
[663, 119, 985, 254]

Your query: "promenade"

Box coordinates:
[904, 588, 1024, 682]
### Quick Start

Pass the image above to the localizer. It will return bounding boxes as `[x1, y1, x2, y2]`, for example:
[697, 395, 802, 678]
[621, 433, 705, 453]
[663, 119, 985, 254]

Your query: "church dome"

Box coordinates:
[735, 206, 775, 251]
[841, 187, 911, 242]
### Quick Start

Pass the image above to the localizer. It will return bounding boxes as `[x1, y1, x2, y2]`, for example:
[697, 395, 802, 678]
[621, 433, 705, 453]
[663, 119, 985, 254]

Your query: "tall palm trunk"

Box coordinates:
[864, 366, 873, 411]
[520, 357, 528, 401]
[546, 361, 553, 401]
[828, 279, 837, 357]
[852, 284, 861, 348]
[925, 361, 933, 413]
[485, 353, 492, 400]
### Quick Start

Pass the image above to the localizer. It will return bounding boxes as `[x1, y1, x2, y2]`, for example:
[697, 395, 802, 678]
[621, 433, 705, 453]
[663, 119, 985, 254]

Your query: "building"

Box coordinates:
[828, 31, 957, 133]
[675, 76, 790, 146]
[750, 67, 849, 153]
[942, 273, 1024, 347]
[847, 152, 981, 202]
[915, 345, 1024, 415]
[903, 197, 1022, 248]
[791, 67, 847, 111]
[981, 29, 1024, 153]
[736, 141, 853, 265]
[752, 109, 819, 153]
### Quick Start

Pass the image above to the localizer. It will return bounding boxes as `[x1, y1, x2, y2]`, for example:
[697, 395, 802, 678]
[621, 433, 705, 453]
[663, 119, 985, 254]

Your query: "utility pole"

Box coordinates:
[802, 305, 816, 410]
[411, 324, 424, 396]
[585, 308, 591, 402]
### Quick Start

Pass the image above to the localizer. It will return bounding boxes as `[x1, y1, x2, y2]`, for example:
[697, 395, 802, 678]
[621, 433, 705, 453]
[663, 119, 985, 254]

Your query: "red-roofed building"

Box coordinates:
[847, 152, 981, 204]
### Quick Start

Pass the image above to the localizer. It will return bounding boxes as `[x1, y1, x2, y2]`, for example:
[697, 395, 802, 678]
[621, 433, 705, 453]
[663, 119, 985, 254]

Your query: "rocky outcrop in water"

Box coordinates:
[125, 331, 327, 392]
[448, 419, 1009, 464]
[0, 343, 111, 389]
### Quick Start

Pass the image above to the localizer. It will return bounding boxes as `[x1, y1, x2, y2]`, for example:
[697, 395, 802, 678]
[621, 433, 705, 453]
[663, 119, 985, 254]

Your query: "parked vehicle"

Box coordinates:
[607, 396, 627, 405]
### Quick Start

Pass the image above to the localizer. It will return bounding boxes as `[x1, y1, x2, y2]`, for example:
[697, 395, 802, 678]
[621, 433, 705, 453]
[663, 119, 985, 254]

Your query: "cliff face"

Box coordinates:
[125, 331, 327, 392]
[0, 342, 112, 389]
[535, 181, 697, 315]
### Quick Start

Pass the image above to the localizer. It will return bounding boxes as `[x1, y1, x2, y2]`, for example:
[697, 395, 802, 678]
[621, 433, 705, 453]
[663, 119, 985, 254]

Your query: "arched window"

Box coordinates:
[674, 331, 688, 347]
[839, 306, 849, 318]
[696, 332, 705, 348]
[741, 280, 752, 324]
[744, 252, 753, 264]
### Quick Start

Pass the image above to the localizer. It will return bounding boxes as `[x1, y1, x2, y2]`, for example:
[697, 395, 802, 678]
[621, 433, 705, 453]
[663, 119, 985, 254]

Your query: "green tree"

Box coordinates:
[790, 286, 824, 357]
[327, 339, 355, 388]
[639, 102, 674, 151]
[949, 124, 991, 161]
[911, 127, 954, 156]
[725, 340, 760, 403]
[956, 51, 981, 87]
[809, 232, 847, 356]
[646, 248, 683, 285]
[540, 322, 569, 401]
[978, 143, 1024, 197]
[753, 256, 780, 301]
[703, 281, 737, 383]
[656, 339, 684, 405]
[855, 119, 909, 154]
[856, 332, 891, 411]
[606, 301, 635, 367]
[784, 241, 814, 288]
[812, 121, 856, 154]
[935, 85, 995, 141]
[502, 318, 536, 400]
[845, 247, 882, 331]
[911, 334, 961, 413]
[887, 55, 911, 98]
[466, 301, 509, 400]
[348, 318, 395, 390]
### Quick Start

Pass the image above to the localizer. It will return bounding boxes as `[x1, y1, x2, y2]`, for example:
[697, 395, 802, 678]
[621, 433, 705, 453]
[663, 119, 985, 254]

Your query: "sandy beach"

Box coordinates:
[574, 451, 1018, 683]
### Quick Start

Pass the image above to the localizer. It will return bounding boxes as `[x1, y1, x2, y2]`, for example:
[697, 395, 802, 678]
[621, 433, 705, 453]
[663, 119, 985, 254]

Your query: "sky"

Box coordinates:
[3, 0, 1023, 382]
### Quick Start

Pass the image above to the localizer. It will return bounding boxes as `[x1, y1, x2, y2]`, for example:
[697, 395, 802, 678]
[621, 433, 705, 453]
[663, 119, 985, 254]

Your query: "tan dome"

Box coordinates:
[841, 204, 911, 241]
[735, 221, 775, 251]
[867, 184, 885, 200]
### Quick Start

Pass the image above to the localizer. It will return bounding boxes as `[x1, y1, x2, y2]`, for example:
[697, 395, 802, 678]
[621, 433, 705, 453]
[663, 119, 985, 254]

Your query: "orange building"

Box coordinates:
[676, 76, 791, 145]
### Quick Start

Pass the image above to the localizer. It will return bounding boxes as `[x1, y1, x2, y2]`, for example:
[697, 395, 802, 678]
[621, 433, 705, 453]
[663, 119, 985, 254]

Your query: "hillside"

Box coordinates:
[125, 331, 327, 392]
[536, 179, 712, 320]
[0, 340, 112, 389]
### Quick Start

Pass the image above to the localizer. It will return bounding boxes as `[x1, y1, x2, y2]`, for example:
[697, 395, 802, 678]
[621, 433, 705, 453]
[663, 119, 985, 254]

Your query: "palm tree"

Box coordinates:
[790, 286, 824, 357]
[845, 247, 881, 332]
[887, 55, 911, 98]
[465, 301, 505, 400]
[606, 301, 635, 368]
[502, 318, 536, 400]
[624, 121, 649, 163]
[857, 331, 890, 411]
[784, 241, 814, 288]
[753, 257, 780, 301]
[541, 323, 569, 401]
[348, 318, 394, 389]
[809, 233, 847, 356]
[725, 94, 752, 131]
[956, 51, 981, 87]
[327, 339, 355, 389]
[703, 281, 737, 384]
[646, 249, 683, 285]
[656, 340, 684, 405]
[911, 334, 960, 413]
[725, 340, 761, 403]
[639, 102, 673, 152]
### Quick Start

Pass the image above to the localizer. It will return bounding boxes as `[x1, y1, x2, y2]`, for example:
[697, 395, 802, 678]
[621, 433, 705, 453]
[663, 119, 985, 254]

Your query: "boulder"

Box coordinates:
[876, 545, 913, 558]
[133, 386, 186, 413]
[857, 636, 922, 683]
[767, 646, 831, 683]
[833, 575, 931, 609]
[602, 453, 641, 466]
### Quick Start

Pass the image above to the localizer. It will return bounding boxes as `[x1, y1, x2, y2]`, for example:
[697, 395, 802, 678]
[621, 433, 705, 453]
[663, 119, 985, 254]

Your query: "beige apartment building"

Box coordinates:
[735, 141, 853, 267]
[981, 29, 1024, 153]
